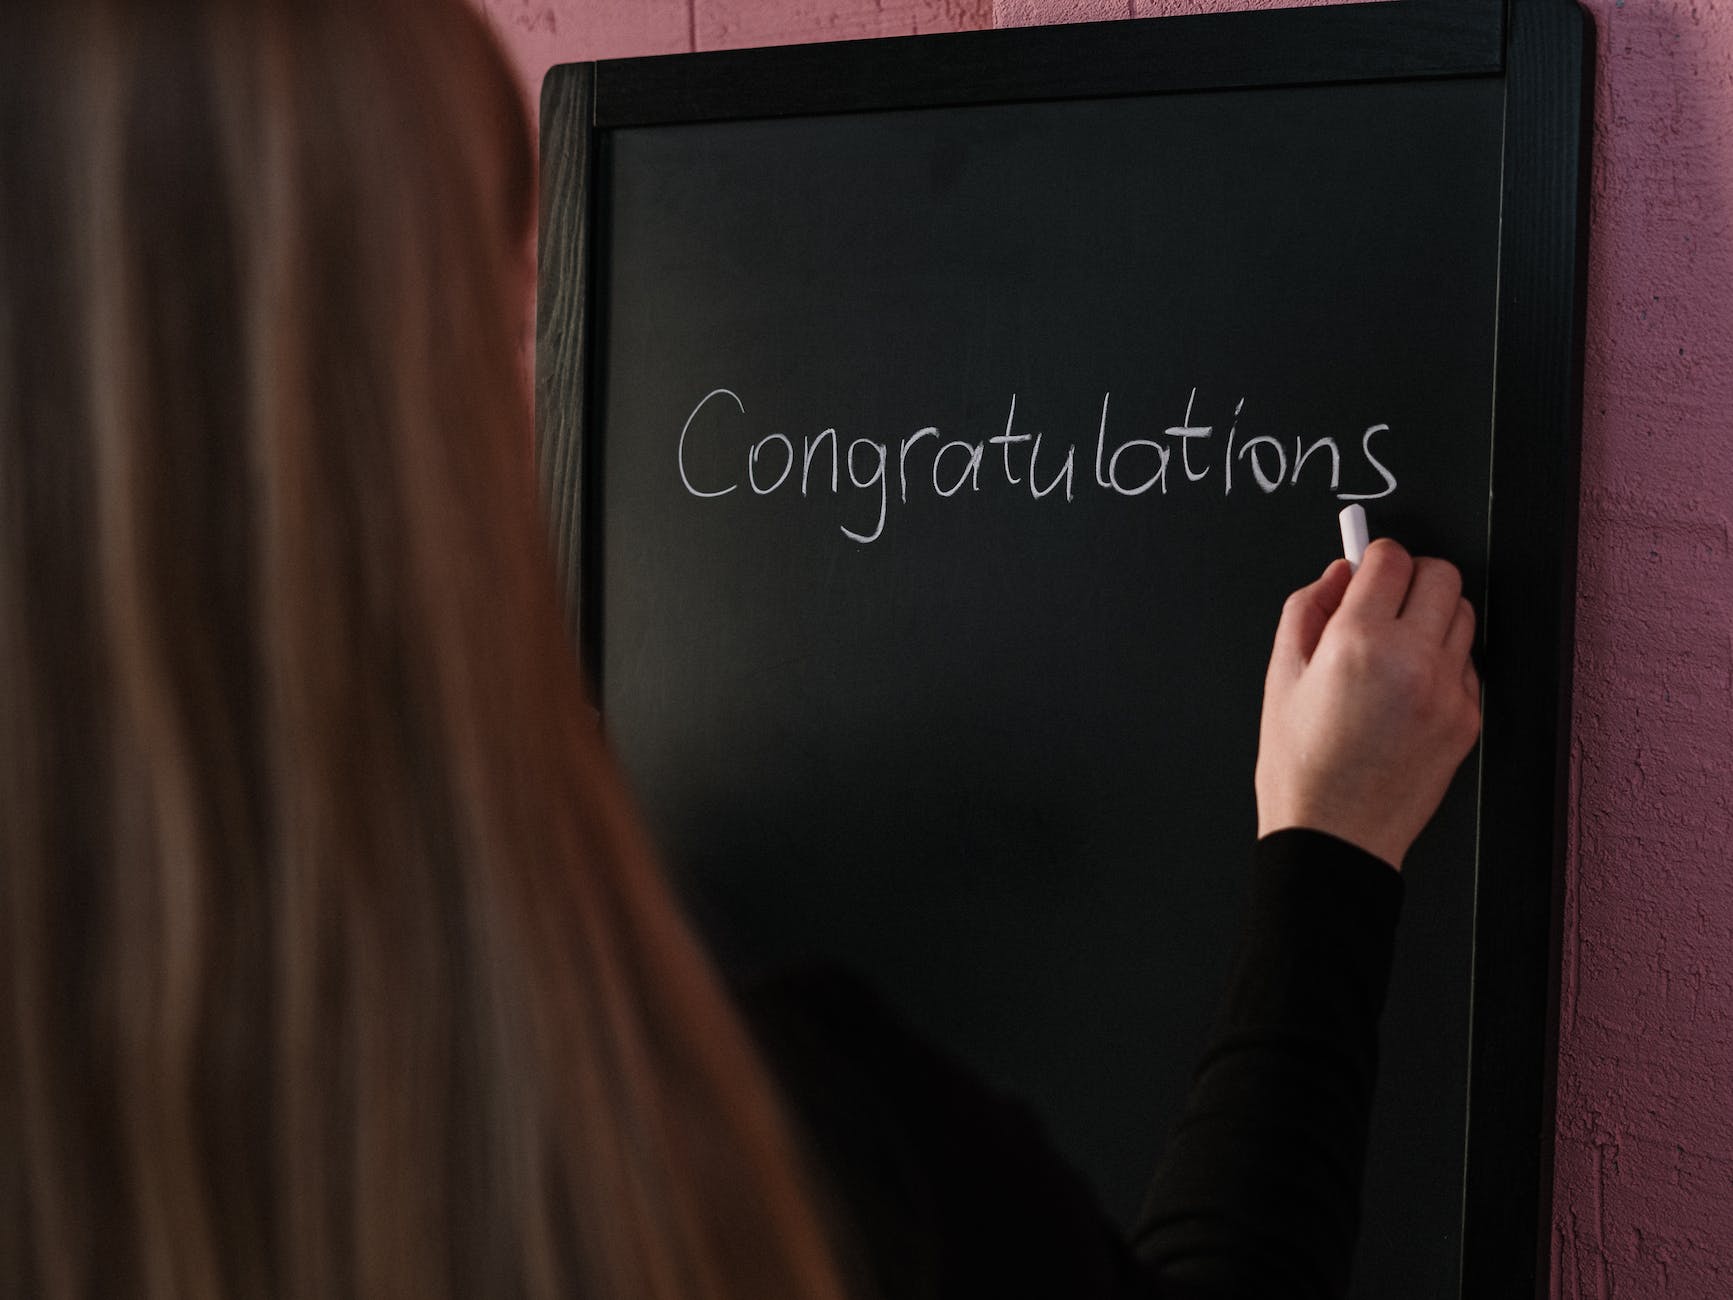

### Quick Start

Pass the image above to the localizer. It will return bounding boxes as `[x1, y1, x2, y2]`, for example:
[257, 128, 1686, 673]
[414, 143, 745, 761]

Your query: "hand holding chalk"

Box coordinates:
[1254, 534, 1481, 870]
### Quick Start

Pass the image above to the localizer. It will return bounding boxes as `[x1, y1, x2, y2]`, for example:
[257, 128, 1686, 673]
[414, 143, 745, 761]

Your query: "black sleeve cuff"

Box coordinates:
[1247, 828, 1405, 1025]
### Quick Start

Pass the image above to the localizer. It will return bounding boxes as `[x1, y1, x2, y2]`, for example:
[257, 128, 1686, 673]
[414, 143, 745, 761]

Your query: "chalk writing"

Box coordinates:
[677, 387, 1399, 544]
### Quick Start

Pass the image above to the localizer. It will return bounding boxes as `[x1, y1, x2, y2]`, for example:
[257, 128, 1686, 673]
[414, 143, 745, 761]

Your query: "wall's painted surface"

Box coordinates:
[477, 0, 988, 84]
[477, 0, 1733, 1292]
[995, 0, 1365, 24]
[1545, 4, 1733, 1294]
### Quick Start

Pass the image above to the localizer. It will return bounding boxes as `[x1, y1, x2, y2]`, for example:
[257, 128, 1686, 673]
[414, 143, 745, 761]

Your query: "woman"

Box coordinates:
[0, 1, 1480, 1296]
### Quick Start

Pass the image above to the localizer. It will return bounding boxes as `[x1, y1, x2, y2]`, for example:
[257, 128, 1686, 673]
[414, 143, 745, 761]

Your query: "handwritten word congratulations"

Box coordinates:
[677, 388, 1398, 545]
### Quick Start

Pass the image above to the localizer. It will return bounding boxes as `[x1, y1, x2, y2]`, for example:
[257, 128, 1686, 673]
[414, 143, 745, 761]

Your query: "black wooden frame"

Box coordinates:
[535, 2, 1593, 1293]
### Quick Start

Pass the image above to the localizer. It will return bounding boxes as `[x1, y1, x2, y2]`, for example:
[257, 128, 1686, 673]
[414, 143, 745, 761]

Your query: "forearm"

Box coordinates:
[1132, 828, 1404, 1298]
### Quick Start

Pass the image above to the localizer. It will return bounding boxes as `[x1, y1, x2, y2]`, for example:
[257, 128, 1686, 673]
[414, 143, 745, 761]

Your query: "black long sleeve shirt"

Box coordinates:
[738, 828, 1404, 1299]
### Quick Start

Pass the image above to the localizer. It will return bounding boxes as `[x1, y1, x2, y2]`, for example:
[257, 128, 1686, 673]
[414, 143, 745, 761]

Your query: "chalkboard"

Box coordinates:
[536, 3, 1592, 1295]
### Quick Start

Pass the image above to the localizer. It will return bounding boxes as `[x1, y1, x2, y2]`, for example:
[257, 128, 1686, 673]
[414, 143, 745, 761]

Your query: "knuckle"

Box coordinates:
[1405, 673, 1443, 720]
[1418, 557, 1463, 598]
[1381, 646, 1432, 697]
[1379, 644, 1421, 693]
[1366, 537, 1413, 574]
[1329, 624, 1380, 672]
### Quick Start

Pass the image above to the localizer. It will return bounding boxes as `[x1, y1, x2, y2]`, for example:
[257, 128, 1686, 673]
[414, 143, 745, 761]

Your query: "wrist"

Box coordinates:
[1256, 804, 1406, 872]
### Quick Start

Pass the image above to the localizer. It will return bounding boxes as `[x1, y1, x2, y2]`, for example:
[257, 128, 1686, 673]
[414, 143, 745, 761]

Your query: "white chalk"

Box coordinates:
[1339, 503, 1369, 572]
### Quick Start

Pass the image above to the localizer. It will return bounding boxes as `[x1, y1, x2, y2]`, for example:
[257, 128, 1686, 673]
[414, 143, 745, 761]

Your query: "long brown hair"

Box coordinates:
[0, 1, 849, 1295]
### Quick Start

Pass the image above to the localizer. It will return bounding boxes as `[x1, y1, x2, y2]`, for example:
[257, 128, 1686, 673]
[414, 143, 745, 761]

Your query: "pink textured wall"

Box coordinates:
[477, 0, 1733, 1292]
[477, 0, 989, 80]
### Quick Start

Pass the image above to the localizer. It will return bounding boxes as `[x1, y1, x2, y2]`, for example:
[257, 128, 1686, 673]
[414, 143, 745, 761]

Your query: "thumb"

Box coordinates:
[1269, 559, 1353, 681]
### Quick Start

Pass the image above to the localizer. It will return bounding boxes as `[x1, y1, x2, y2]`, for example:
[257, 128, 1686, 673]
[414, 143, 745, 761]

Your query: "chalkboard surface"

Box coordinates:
[538, 5, 1591, 1295]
